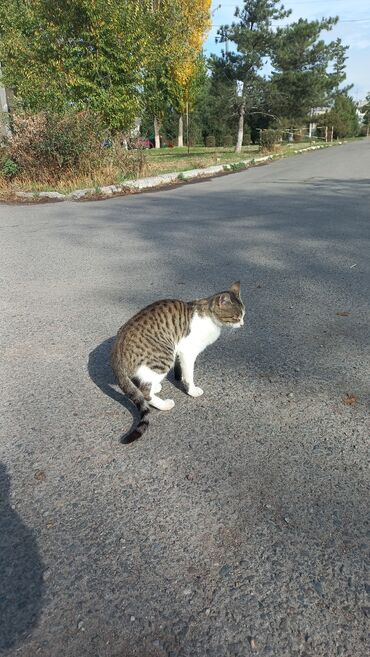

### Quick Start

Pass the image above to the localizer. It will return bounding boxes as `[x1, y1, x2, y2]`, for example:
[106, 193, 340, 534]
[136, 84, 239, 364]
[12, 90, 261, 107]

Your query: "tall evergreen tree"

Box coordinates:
[217, 0, 291, 152]
[362, 92, 370, 127]
[270, 18, 348, 123]
[324, 93, 359, 138]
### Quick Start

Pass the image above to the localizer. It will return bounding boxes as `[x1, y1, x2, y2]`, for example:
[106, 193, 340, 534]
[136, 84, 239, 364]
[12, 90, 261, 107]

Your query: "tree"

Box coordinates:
[170, 0, 211, 146]
[362, 92, 370, 127]
[143, 0, 181, 148]
[270, 18, 349, 124]
[201, 55, 239, 145]
[0, 0, 151, 132]
[217, 1, 291, 152]
[324, 93, 359, 138]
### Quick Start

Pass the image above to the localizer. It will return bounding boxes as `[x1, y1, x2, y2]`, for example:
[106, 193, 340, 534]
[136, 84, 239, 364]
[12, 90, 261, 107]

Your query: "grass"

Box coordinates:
[146, 144, 259, 176]
[144, 141, 336, 176]
[0, 139, 341, 199]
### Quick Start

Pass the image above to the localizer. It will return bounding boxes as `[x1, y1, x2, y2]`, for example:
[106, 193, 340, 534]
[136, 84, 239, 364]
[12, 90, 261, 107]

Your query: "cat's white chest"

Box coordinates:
[177, 313, 221, 356]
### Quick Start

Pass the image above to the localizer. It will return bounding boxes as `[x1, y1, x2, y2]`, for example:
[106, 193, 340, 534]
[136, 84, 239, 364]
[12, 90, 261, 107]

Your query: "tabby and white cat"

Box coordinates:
[111, 282, 245, 443]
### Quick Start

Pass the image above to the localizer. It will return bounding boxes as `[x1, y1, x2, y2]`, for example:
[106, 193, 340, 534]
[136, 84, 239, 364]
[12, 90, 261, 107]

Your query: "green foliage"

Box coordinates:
[243, 128, 252, 145]
[223, 134, 233, 146]
[229, 161, 247, 171]
[199, 57, 238, 145]
[271, 17, 348, 122]
[324, 93, 360, 138]
[205, 135, 216, 147]
[0, 1, 170, 132]
[259, 129, 282, 149]
[216, 1, 291, 149]
[1, 157, 19, 178]
[362, 92, 370, 126]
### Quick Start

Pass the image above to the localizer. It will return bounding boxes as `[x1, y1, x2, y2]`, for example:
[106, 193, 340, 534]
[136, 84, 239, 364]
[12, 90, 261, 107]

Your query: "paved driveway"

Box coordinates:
[1, 140, 369, 657]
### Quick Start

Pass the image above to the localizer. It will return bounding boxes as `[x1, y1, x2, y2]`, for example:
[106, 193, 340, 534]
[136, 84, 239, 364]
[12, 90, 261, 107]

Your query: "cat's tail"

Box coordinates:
[111, 362, 150, 444]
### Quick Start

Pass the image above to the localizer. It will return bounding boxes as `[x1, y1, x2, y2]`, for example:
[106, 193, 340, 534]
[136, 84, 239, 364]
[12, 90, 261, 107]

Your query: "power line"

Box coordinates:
[209, 17, 370, 29]
[218, 0, 369, 4]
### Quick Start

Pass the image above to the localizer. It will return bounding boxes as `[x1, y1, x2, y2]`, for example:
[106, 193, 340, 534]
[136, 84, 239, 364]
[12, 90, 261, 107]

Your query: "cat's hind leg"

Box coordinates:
[136, 365, 174, 411]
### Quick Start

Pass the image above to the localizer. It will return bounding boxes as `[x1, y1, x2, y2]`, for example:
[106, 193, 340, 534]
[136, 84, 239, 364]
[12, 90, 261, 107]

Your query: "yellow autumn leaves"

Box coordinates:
[172, 1, 211, 88]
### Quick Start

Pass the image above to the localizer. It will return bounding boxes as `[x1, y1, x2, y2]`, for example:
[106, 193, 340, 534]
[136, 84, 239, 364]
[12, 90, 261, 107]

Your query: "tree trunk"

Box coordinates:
[178, 115, 184, 147]
[154, 116, 161, 148]
[235, 101, 245, 153]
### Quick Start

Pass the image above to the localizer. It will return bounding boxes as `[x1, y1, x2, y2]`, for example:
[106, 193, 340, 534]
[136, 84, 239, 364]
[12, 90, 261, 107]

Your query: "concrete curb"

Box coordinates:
[14, 142, 342, 202]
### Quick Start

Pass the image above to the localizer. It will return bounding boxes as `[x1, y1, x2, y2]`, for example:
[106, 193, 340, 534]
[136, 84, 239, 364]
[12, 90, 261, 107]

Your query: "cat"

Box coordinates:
[111, 281, 245, 443]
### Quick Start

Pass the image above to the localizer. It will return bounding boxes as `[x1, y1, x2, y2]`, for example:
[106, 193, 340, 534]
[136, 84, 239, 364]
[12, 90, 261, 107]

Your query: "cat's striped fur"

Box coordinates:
[111, 282, 244, 443]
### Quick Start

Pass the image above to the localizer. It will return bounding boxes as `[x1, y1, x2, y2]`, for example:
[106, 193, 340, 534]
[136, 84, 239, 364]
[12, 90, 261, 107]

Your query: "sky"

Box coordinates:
[204, 0, 370, 101]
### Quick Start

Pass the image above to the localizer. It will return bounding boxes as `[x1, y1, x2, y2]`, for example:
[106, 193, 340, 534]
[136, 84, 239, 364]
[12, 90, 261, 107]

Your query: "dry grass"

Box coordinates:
[0, 160, 148, 196]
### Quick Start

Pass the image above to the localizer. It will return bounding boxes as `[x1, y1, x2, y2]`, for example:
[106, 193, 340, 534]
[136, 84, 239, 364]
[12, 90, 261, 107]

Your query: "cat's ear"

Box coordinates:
[219, 292, 231, 307]
[230, 281, 241, 297]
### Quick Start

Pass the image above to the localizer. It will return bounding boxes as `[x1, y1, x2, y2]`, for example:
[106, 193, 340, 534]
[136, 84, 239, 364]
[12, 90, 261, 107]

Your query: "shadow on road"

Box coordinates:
[0, 463, 44, 652]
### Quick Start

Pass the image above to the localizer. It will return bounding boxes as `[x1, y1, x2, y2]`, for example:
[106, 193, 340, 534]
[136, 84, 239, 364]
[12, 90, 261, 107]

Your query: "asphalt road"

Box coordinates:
[0, 141, 369, 657]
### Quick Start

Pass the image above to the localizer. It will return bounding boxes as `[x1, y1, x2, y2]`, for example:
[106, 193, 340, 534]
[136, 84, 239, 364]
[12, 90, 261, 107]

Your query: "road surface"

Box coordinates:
[1, 140, 369, 657]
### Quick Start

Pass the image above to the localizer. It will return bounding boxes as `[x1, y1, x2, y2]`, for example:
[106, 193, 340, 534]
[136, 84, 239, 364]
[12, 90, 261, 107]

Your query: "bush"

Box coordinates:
[243, 129, 251, 145]
[223, 134, 233, 147]
[2, 111, 146, 183]
[205, 135, 216, 147]
[6, 111, 106, 179]
[1, 157, 19, 178]
[259, 129, 282, 150]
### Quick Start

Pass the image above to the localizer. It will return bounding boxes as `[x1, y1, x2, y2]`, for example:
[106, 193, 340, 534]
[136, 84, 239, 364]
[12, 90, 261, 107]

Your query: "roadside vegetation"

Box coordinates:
[0, 1, 368, 198]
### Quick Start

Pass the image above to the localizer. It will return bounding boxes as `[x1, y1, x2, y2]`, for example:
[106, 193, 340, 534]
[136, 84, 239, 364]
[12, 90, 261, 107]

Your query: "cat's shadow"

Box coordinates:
[88, 337, 183, 444]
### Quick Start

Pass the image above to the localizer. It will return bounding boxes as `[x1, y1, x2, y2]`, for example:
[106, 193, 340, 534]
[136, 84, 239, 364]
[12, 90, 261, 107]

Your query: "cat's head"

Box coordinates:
[211, 281, 245, 328]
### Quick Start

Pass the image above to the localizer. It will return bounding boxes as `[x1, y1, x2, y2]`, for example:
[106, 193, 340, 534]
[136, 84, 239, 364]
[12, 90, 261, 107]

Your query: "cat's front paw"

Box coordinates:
[188, 386, 204, 398]
[162, 398, 175, 410]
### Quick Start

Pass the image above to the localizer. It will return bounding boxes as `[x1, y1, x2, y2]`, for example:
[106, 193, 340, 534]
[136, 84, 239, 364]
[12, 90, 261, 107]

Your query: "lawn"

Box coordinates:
[145, 142, 314, 176]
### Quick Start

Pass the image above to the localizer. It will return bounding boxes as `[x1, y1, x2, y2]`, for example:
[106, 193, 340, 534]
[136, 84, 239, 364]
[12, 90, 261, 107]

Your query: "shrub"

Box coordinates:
[113, 144, 146, 179]
[6, 111, 106, 179]
[1, 157, 19, 178]
[243, 129, 252, 145]
[2, 111, 146, 183]
[229, 161, 247, 171]
[259, 129, 282, 151]
[223, 134, 233, 147]
[205, 135, 216, 147]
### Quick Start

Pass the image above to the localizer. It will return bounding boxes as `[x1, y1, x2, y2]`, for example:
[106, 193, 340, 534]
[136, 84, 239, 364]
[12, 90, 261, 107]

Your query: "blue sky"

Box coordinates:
[204, 0, 370, 101]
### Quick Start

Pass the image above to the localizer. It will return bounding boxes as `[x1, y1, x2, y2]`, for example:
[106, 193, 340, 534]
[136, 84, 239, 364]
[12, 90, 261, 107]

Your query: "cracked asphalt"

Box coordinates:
[0, 140, 369, 657]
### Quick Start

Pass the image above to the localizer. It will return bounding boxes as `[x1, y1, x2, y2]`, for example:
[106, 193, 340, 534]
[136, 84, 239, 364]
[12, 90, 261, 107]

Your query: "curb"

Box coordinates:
[12, 142, 342, 203]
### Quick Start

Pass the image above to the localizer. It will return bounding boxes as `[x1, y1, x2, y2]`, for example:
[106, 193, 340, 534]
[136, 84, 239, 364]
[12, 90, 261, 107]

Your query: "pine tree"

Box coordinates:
[362, 92, 370, 127]
[271, 17, 349, 124]
[217, 0, 291, 152]
[325, 93, 359, 138]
